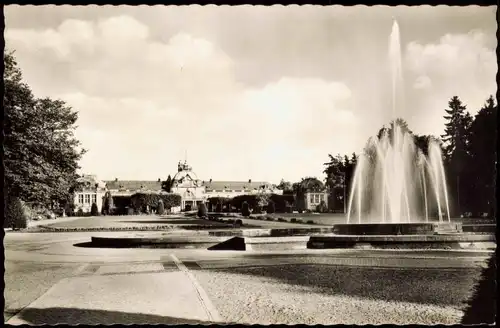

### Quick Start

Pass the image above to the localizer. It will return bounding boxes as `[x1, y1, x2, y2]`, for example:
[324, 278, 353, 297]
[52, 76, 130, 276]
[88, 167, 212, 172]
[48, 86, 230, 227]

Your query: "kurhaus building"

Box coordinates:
[74, 160, 282, 213]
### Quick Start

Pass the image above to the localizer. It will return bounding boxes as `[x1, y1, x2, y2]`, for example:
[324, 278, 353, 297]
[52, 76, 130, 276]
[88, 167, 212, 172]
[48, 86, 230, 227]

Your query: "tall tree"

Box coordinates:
[324, 154, 357, 212]
[465, 96, 497, 216]
[276, 179, 293, 193]
[4, 51, 85, 208]
[162, 175, 173, 192]
[441, 96, 472, 163]
[441, 96, 473, 214]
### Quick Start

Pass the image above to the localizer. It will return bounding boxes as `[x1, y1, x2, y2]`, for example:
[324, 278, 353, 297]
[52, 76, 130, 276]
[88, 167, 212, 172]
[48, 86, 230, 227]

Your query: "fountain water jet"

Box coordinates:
[346, 19, 451, 224]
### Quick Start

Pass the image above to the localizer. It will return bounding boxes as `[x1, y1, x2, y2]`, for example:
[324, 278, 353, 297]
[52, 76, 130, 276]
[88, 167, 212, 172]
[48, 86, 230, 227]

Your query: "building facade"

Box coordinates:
[297, 177, 329, 211]
[73, 174, 107, 214]
[170, 161, 207, 212]
[304, 191, 329, 211]
[75, 160, 283, 213]
[170, 160, 283, 211]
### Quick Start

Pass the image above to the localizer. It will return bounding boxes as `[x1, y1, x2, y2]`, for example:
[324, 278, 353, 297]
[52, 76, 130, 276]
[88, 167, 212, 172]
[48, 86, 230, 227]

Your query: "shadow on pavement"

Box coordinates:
[204, 262, 482, 307]
[13, 307, 212, 325]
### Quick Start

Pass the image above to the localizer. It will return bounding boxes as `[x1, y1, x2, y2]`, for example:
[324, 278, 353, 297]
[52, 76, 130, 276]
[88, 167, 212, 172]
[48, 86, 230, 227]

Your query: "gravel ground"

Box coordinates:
[4, 261, 80, 322]
[193, 264, 482, 324]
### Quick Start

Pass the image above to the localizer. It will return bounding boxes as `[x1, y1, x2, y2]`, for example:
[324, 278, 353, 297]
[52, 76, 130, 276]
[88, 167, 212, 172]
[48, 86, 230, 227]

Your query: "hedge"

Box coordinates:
[130, 192, 181, 213]
[269, 194, 294, 213]
[112, 195, 132, 215]
[207, 197, 231, 206]
[215, 203, 223, 213]
[231, 195, 260, 210]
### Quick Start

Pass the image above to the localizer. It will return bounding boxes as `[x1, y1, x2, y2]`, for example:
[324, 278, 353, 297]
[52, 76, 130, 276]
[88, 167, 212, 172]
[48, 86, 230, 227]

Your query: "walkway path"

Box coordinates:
[6, 254, 222, 325]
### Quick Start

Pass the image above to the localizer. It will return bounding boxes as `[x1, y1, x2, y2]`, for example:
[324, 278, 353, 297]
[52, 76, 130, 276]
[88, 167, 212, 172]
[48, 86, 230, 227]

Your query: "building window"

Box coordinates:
[78, 194, 84, 204]
[315, 194, 320, 204]
[85, 194, 90, 204]
[310, 194, 315, 204]
[92, 194, 97, 204]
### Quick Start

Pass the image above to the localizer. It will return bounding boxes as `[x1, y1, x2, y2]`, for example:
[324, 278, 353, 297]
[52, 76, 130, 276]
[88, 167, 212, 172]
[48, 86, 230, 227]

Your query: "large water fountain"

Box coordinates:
[310, 19, 464, 243]
[346, 19, 451, 225]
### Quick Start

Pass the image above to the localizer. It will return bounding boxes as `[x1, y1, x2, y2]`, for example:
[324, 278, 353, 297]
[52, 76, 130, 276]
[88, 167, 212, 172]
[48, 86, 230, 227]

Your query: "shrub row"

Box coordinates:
[34, 225, 176, 232]
[182, 223, 243, 230]
[207, 193, 295, 213]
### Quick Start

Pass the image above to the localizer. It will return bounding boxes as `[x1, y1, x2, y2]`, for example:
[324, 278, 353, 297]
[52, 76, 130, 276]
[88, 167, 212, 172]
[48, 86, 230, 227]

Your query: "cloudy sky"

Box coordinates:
[5, 5, 497, 183]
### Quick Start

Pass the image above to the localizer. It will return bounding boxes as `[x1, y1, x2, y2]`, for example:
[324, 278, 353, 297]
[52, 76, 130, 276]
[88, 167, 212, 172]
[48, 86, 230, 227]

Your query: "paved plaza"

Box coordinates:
[5, 227, 493, 325]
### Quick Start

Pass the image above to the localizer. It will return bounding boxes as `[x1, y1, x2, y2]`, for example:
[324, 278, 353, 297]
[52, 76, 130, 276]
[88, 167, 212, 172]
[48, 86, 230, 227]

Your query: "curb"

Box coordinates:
[307, 234, 497, 250]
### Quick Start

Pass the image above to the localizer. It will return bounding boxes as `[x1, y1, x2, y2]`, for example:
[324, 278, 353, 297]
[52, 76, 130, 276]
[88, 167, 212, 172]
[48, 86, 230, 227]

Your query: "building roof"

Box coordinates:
[104, 179, 277, 192]
[77, 175, 106, 190]
[201, 180, 273, 191]
[105, 180, 162, 191]
[172, 171, 199, 185]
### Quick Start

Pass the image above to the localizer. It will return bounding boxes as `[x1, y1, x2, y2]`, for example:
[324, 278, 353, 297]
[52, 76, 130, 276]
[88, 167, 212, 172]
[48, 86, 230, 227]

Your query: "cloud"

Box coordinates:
[404, 30, 496, 135]
[6, 15, 359, 182]
[405, 30, 496, 102]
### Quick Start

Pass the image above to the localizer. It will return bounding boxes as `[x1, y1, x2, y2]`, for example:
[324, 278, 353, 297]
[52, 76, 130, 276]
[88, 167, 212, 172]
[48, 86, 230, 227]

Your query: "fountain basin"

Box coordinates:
[307, 233, 495, 250]
[332, 222, 462, 236]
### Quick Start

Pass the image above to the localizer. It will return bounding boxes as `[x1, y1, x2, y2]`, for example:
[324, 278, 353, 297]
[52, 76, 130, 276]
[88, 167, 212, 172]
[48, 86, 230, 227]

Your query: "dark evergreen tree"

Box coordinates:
[103, 192, 114, 215]
[197, 202, 208, 218]
[465, 96, 497, 216]
[162, 175, 173, 193]
[241, 201, 250, 217]
[441, 96, 473, 215]
[157, 199, 165, 215]
[90, 202, 99, 216]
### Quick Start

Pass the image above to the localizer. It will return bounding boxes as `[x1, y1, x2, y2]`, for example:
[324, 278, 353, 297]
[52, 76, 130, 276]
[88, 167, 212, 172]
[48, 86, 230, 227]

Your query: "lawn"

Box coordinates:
[33, 214, 260, 230]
